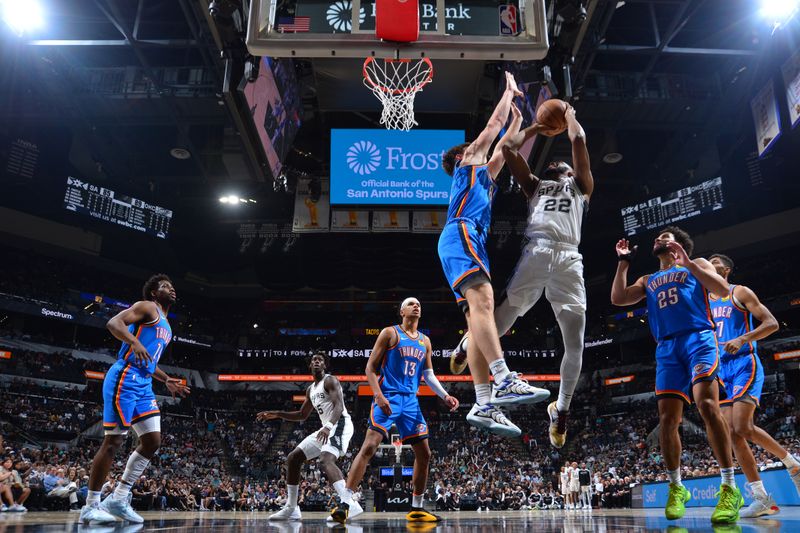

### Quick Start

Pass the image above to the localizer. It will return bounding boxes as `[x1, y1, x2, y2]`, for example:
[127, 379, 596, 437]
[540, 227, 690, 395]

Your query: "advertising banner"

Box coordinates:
[330, 129, 464, 206]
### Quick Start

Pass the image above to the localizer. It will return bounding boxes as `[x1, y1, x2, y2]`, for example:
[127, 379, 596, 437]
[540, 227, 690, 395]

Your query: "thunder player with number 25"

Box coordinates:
[332, 298, 458, 524]
[611, 227, 743, 524]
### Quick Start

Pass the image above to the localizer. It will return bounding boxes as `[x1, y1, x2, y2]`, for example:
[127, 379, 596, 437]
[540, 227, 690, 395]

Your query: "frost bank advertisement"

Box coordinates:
[330, 129, 464, 206]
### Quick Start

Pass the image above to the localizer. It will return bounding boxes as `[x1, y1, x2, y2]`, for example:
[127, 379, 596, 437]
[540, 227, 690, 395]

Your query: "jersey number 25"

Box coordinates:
[657, 287, 679, 308]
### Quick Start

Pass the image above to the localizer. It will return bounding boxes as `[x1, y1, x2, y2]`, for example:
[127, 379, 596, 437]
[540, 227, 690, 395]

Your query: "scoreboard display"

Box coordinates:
[63, 177, 172, 239]
[621, 177, 724, 236]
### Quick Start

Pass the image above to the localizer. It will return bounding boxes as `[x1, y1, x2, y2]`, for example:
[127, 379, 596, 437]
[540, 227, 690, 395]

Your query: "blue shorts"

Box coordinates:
[437, 220, 490, 310]
[369, 392, 428, 444]
[719, 353, 763, 407]
[102, 361, 160, 430]
[655, 329, 720, 404]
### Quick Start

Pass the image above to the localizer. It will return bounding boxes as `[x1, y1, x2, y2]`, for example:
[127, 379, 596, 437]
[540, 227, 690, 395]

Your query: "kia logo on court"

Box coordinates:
[327, 1, 366, 32]
[346, 141, 381, 175]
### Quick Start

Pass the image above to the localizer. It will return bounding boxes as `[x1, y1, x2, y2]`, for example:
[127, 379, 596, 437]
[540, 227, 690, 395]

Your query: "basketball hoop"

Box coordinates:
[363, 57, 433, 131]
[392, 438, 403, 461]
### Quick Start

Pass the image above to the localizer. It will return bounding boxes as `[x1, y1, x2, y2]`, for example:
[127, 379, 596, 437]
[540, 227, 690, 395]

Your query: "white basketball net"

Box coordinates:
[363, 57, 434, 131]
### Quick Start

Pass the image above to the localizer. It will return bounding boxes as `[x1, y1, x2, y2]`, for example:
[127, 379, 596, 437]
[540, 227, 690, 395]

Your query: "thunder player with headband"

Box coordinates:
[451, 103, 592, 449]
[438, 72, 549, 439]
[80, 274, 190, 525]
[332, 298, 459, 524]
[708, 254, 800, 517]
[611, 228, 742, 524]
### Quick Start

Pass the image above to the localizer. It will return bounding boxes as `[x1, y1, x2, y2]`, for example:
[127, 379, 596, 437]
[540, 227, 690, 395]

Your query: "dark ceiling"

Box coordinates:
[0, 0, 798, 311]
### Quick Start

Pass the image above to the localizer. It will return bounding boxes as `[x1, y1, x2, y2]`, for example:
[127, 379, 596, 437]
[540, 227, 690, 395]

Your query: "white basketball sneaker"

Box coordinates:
[466, 403, 521, 437]
[269, 505, 302, 521]
[491, 372, 550, 406]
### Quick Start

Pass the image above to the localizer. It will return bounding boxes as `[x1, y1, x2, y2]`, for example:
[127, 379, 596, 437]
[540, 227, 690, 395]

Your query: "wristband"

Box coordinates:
[618, 254, 632, 263]
[323, 422, 334, 432]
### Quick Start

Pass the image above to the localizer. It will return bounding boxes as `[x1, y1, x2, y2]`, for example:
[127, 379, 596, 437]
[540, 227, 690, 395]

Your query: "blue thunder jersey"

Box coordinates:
[445, 164, 496, 230]
[709, 285, 756, 357]
[645, 265, 714, 342]
[116, 308, 172, 378]
[378, 326, 427, 394]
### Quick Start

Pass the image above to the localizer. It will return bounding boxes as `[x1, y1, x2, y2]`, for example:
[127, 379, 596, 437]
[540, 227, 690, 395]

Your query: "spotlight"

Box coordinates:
[760, 0, 799, 24]
[253, 323, 259, 328]
[220, 195, 241, 204]
[1, 0, 44, 35]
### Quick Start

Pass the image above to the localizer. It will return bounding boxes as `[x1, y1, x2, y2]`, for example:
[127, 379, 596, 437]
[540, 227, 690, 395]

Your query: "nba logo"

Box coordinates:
[499, 5, 518, 36]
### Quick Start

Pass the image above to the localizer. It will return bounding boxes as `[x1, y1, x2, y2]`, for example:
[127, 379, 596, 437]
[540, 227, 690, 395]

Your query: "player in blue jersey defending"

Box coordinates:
[331, 298, 459, 524]
[611, 227, 742, 524]
[80, 274, 190, 525]
[438, 72, 550, 438]
[708, 254, 800, 517]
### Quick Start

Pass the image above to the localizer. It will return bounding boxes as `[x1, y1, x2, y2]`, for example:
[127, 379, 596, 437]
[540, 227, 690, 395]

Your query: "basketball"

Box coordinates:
[536, 99, 568, 135]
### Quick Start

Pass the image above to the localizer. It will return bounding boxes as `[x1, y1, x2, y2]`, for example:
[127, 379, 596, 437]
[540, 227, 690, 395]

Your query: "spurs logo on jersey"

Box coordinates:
[308, 374, 350, 426]
[526, 177, 587, 246]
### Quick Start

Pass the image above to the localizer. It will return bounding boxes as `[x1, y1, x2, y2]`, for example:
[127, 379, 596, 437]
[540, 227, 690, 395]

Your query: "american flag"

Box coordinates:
[276, 16, 311, 33]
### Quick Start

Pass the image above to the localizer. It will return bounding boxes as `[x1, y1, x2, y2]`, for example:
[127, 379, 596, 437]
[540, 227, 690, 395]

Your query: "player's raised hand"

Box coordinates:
[615, 239, 631, 257]
[375, 394, 393, 416]
[505, 72, 523, 98]
[256, 411, 280, 422]
[131, 341, 153, 367]
[165, 377, 191, 398]
[666, 241, 690, 266]
[444, 395, 460, 412]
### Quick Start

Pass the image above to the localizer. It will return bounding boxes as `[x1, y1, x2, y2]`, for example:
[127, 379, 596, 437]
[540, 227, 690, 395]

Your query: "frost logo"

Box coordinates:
[327, 1, 366, 32]
[346, 141, 381, 175]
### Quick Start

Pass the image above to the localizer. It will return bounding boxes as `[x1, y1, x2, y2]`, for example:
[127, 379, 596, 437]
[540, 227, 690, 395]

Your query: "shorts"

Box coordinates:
[655, 328, 720, 404]
[719, 353, 763, 407]
[502, 239, 586, 317]
[561, 484, 569, 495]
[103, 361, 160, 435]
[369, 392, 428, 444]
[438, 220, 491, 311]
[570, 482, 580, 493]
[580, 485, 591, 493]
[297, 416, 354, 460]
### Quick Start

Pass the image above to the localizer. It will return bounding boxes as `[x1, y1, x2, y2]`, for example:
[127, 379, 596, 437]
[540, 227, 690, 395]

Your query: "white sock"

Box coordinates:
[412, 493, 424, 508]
[667, 468, 682, 486]
[782, 453, 800, 470]
[748, 480, 768, 501]
[114, 451, 150, 500]
[720, 467, 736, 488]
[489, 359, 511, 383]
[333, 480, 349, 502]
[87, 490, 102, 506]
[459, 337, 469, 354]
[555, 311, 585, 412]
[287, 484, 299, 508]
[475, 383, 492, 406]
[342, 488, 354, 506]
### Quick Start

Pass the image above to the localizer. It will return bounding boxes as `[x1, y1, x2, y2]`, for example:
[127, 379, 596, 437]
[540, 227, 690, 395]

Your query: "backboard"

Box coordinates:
[247, 0, 548, 61]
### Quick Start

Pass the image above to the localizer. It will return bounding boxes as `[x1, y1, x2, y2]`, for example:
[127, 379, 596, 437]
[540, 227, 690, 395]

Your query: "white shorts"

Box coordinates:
[581, 485, 591, 493]
[570, 482, 580, 493]
[499, 240, 586, 329]
[561, 484, 569, 495]
[297, 416, 354, 460]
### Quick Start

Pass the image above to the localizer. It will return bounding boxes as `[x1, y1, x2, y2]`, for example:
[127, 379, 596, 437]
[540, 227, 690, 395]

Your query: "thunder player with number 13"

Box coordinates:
[332, 298, 459, 524]
[611, 228, 743, 524]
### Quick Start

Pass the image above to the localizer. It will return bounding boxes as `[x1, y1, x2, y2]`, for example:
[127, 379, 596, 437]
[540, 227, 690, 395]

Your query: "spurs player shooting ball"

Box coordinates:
[257, 352, 353, 522]
[450, 104, 592, 448]
[707, 254, 800, 518]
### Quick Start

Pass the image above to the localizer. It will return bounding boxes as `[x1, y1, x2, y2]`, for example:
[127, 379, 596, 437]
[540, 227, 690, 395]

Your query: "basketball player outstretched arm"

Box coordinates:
[566, 106, 593, 199]
[365, 327, 396, 416]
[106, 301, 159, 367]
[317, 375, 346, 445]
[257, 388, 314, 422]
[665, 241, 729, 296]
[421, 337, 459, 411]
[486, 103, 523, 180]
[610, 239, 647, 306]
[461, 72, 522, 167]
[723, 286, 779, 355]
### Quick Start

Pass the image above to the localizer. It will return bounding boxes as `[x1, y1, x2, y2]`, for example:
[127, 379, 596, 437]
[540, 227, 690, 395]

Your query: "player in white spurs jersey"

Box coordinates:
[257, 353, 354, 521]
[450, 105, 593, 449]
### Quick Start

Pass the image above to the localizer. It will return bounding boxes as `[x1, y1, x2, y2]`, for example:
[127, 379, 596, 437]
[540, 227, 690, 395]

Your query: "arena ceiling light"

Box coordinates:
[1, 0, 44, 35]
[219, 195, 256, 204]
[760, 0, 799, 27]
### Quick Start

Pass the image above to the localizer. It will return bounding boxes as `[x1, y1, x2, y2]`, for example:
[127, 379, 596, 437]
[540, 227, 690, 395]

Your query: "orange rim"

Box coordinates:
[363, 57, 434, 95]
